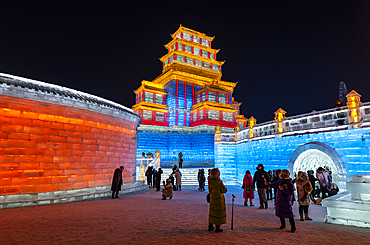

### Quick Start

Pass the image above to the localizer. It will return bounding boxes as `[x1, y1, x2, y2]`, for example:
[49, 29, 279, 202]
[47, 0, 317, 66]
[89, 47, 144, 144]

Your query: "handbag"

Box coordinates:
[246, 186, 254, 194]
[206, 188, 212, 203]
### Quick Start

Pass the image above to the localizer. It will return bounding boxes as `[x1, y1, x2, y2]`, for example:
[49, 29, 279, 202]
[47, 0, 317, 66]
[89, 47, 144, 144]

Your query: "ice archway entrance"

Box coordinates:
[288, 142, 347, 190]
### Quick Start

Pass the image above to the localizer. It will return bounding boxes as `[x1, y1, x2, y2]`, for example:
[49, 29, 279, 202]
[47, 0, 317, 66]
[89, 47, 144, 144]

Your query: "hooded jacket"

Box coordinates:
[208, 178, 228, 225]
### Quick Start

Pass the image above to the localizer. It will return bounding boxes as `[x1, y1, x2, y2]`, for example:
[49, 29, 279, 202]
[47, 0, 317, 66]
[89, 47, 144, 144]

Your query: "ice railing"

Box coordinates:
[135, 157, 160, 181]
[237, 102, 370, 143]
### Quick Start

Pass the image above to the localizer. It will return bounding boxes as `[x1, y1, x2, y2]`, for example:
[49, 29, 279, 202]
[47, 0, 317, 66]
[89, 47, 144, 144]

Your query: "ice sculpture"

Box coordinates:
[323, 174, 370, 228]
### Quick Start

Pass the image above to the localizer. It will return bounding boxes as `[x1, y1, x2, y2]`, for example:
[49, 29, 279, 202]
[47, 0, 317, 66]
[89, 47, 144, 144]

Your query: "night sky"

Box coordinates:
[1, 1, 370, 123]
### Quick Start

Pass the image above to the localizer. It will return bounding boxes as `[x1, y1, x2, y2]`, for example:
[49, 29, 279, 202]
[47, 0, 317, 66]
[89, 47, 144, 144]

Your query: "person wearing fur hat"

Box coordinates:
[162, 178, 173, 200]
[208, 168, 228, 232]
[296, 171, 313, 221]
[268, 169, 296, 233]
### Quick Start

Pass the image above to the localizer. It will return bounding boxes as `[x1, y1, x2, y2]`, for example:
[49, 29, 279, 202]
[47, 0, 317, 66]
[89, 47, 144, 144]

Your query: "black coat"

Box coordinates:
[253, 169, 269, 188]
[111, 168, 122, 191]
[155, 169, 163, 185]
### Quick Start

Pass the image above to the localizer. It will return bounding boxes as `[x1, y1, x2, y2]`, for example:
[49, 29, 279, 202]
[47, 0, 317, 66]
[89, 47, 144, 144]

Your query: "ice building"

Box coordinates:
[132, 26, 247, 167]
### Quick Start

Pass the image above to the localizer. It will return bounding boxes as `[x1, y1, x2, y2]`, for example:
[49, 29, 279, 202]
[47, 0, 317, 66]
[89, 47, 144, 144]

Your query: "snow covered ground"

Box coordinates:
[1, 185, 369, 244]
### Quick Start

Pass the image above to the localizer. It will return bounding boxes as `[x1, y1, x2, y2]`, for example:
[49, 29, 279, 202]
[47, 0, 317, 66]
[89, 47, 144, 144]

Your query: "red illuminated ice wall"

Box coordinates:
[0, 74, 141, 199]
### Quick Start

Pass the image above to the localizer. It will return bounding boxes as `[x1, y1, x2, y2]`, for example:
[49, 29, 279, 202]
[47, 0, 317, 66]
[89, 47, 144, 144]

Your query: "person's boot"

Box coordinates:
[208, 223, 214, 231]
[299, 213, 304, 221]
[112, 192, 115, 199]
[264, 202, 268, 209]
[179, 185, 181, 191]
[259, 200, 264, 209]
[215, 225, 223, 232]
[289, 218, 296, 233]
[250, 200, 254, 206]
[244, 201, 248, 206]
[305, 213, 312, 220]
[279, 218, 286, 229]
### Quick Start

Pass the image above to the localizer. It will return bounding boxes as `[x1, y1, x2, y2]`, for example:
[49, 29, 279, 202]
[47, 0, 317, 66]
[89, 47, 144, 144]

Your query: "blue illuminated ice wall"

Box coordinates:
[137, 126, 215, 167]
[214, 142, 236, 184]
[214, 127, 370, 185]
[164, 80, 201, 126]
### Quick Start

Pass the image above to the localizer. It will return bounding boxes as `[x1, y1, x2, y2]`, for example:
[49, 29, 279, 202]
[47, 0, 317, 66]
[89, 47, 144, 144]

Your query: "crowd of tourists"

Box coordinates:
[112, 152, 339, 234]
[241, 164, 339, 232]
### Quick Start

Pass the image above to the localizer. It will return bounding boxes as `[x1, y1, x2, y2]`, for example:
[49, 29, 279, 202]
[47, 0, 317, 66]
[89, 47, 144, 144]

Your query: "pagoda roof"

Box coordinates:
[171, 25, 214, 42]
[134, 80, 166, 94]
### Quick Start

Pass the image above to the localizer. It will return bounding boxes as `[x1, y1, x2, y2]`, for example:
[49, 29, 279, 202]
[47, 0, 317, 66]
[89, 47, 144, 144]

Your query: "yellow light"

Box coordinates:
[274, 108, 286, 134]
[346, 90, 362, 125]
[248, 116, 256, 138]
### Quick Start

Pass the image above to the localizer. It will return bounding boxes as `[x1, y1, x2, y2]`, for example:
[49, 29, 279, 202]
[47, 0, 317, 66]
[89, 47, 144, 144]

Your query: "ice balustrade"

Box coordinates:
[236, 102, 370, 143]
[136, 156, 159, 181]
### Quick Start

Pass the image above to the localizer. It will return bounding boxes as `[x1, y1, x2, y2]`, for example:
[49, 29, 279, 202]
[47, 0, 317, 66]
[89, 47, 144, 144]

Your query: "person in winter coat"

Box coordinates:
[152, 169, 157, 189]
[266, 170, 273, 200]
[316, 167, 332, 199]
[162, 178, 173, 200]
[253, 164, 270, 209]
[243, 170, 255, 206]
[307, 170, 317, 200]
[175, 169, 182, 191]
[169, 174, 175, 189]
[208, 168, 228, 232]
[296, 171, 313, 221]
[268, 169, 296, 233]
[155, 168, 163, 191]
[198, 169, 206, 191]
[111, 166, 124, 199]
[145, 166, 153, 188]
[178, 152, 183, 168]
[272, 169, 281, 208]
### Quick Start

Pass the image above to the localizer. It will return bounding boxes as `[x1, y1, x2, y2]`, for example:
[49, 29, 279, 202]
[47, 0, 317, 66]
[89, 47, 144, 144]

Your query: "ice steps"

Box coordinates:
[160, 167, 212, 186]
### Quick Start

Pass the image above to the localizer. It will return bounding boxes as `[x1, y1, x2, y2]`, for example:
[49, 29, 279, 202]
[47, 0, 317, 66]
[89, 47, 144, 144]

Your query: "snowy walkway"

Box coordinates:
[1, 185, 369, 244]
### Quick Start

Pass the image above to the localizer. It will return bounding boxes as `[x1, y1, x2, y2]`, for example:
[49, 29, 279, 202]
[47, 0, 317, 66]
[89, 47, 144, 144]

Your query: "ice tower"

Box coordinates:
[133, 25, 246, 166]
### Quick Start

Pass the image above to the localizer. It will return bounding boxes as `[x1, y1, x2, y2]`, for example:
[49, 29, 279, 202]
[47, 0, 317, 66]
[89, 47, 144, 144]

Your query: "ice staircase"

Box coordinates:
[160, 167, 212, 186]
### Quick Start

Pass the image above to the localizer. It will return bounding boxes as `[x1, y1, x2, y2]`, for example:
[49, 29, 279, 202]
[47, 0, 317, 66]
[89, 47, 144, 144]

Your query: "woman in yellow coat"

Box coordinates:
[208, 168, 228, 232]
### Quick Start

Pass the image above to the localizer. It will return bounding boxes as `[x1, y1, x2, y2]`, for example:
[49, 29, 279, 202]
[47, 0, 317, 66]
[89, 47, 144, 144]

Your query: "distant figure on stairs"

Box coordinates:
[178, 152, 183, 168]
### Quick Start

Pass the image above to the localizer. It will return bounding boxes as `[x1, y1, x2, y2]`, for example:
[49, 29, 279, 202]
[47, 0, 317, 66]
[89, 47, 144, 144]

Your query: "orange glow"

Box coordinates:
[274, 108, 286, 134]
[0, 95, 137, 195]
[248, 116, 257, 138]
[346, 90, 362, 125]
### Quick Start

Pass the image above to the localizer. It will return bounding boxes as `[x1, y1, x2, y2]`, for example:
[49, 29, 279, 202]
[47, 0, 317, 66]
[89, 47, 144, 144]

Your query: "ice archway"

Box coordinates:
[288, 142, 347, 190]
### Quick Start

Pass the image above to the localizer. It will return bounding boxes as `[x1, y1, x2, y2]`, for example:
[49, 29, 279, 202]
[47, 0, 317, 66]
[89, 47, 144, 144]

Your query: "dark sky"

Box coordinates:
[1, 1, 370, 123]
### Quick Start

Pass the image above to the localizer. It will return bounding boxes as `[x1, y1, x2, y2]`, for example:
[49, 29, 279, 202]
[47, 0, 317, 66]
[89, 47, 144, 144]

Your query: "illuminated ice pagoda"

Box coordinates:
[133, 25, 247, 166]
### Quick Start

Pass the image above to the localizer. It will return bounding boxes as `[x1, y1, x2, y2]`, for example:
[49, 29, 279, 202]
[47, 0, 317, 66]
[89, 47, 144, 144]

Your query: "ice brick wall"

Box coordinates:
[0, 94, 140, 195]
[214, 143, 236, 184]
[137, 125, 214, 166]
[235, 128, 370, 184]
[0, 73, 141, 201]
